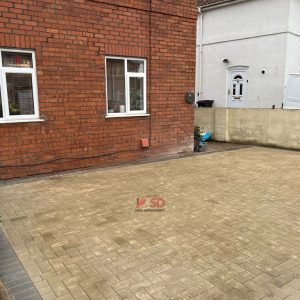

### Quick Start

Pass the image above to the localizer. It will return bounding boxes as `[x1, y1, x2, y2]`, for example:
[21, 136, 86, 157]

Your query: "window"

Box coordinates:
[0, 49, 40, 122]
[240, 83, 243, 96]
[106, 57, 147, 116]
[232, 73, 244, 98]
[234, 75, 243, 80]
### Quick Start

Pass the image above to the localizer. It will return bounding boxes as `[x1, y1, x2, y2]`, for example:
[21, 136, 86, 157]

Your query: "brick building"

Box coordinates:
[0, 0, 197, 179]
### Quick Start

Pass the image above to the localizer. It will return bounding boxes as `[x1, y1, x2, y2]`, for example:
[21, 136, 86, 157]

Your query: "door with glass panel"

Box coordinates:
[228, 68, 248, 108]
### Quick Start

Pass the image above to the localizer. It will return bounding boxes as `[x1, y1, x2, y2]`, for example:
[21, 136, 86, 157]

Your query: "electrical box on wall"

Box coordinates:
[141, 138, 149, 148]
[186, 92, 195, 104]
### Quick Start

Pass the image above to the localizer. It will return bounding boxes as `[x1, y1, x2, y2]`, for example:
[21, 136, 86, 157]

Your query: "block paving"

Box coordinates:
[0, 147, 299, 299]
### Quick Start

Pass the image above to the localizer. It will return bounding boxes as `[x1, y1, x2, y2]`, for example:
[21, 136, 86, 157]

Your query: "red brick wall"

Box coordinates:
[0, 0, 197, 179]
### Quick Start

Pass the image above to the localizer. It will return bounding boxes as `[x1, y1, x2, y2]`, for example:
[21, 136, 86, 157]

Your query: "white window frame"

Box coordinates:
[105, 56, 147, 117]
[0, 48, 41, 123]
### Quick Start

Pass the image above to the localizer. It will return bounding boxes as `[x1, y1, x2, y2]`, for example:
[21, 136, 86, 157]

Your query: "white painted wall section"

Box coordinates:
[202, 34, 287, 108]
[289, 0, 300, 35]
[202, 0, 290, 45]
[197, 0, 300, 109]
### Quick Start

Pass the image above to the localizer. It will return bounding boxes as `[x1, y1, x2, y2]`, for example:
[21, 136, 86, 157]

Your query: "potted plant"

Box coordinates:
[130, 90, 142, 110]
[194, 125, 207, 152]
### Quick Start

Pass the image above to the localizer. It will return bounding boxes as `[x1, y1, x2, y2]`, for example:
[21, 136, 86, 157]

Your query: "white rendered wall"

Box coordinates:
[284, 0, 300, 103]
[201, 35, 287, 108]
[286, 0, 300, 75]
[285, 34, 300, 77]
[197, 0, 291, 108]
[202, 0, 290, 45]
[289, 0, 300, 35]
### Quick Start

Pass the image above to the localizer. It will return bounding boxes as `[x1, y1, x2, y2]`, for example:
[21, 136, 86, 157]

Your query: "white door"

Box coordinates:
[285, 74, 300, 109]
[228, 69, 247, 108]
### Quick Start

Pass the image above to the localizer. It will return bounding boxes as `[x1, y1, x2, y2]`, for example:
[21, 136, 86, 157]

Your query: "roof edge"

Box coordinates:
[198, 0, 248, 11]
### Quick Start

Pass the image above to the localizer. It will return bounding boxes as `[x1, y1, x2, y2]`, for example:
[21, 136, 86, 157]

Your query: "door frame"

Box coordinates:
[284, 73, 300, 109]
[226, 66, 249, 108]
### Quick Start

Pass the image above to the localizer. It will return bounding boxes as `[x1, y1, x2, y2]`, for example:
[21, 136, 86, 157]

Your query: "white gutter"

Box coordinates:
[201, 0, 249, 12]
[196, 7, 203, 103]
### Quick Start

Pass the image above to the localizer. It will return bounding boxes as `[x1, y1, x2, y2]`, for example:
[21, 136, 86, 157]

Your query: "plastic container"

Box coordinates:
[197, 100, 214, 107]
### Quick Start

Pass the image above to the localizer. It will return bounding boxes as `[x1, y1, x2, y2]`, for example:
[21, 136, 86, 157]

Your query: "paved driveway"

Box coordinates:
[0, 147, 300, 300]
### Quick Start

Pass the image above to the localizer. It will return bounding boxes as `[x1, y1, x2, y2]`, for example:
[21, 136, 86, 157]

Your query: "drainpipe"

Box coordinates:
[196, 7, 203, 103]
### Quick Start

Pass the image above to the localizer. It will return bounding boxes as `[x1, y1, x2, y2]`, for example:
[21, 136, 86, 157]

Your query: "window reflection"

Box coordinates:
[7, 73, 34, 115]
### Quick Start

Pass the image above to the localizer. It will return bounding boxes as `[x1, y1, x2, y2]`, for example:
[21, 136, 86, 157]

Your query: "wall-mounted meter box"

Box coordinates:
[186, 92, 195, 104]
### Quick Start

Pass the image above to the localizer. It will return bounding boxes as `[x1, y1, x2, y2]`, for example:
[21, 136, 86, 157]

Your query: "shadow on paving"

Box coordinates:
[199, 141, 251, 154]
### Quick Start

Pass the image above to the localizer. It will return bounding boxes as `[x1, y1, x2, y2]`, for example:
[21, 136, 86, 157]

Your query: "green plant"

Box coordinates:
[9, 104, 19, 115]
[194, 125, 204, 140]
[130, 91, 142, 110]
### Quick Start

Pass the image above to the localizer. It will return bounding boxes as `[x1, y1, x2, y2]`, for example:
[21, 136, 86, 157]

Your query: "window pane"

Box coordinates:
[130, 77, 144, 111]
[127, 60, 144, 73]
[7, 73, 34, 115]
[234, 75, 242, 80]
[107, 59, 126, 113]
[2, 52, 33, 68]
[240, 84, 243, 96]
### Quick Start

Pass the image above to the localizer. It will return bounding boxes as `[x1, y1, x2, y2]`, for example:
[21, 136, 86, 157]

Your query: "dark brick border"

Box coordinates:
[0, 230, 42, 300]
[0, 279, 10, 300]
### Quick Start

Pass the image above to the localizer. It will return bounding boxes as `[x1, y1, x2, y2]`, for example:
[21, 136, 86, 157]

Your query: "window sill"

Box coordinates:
[105, 114, 150, 118]
[0, 118, 45, 124]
